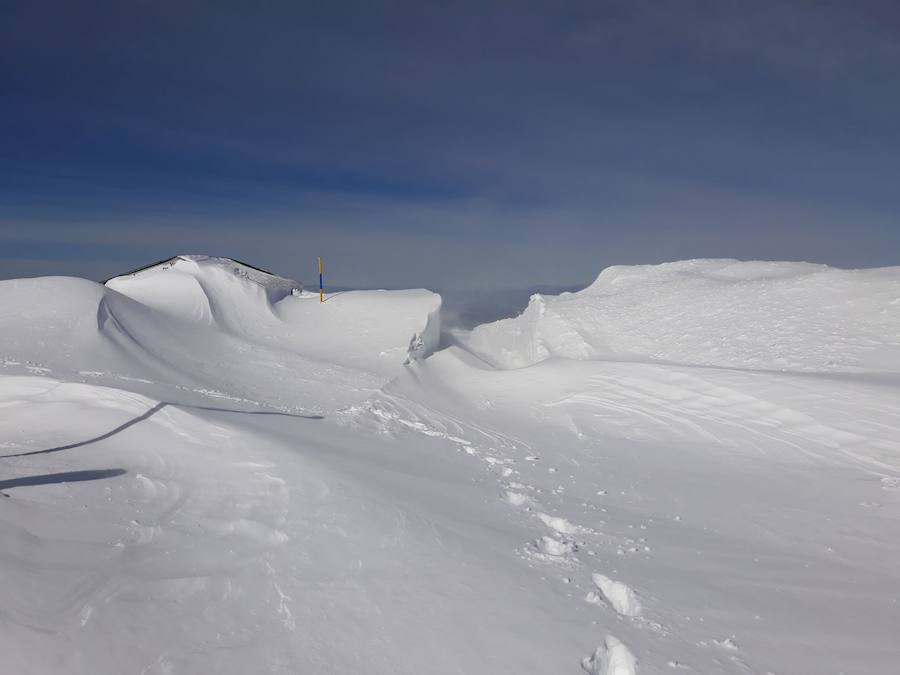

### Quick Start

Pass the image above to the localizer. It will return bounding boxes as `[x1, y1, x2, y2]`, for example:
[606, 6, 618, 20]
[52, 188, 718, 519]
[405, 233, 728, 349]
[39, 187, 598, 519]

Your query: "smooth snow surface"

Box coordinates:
[2, 257, 900, 674]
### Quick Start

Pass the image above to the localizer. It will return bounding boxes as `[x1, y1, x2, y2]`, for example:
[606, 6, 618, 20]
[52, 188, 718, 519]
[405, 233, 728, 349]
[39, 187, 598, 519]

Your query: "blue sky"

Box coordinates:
[2, 1, 899, 289]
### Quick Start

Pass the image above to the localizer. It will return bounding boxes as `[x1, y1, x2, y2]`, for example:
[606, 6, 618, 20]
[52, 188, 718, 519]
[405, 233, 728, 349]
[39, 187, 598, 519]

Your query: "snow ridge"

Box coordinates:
[461, 259, 900, 373]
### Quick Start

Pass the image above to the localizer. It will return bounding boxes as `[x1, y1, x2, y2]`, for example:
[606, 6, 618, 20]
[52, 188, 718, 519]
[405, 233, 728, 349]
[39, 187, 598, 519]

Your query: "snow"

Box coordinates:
[460, 259, 900, 372]
[2, 257, 900, 674]
[581, 635, 637, 675]
[537, 511, 579, 535]
[588, 573, 642, 618]
[536, 534, 575, 557]
[0, 256, 440, 413]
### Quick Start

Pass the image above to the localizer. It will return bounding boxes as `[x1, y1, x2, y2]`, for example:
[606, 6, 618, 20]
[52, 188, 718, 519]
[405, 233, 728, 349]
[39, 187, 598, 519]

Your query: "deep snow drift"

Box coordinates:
[1, 255, 440, 412]
[461, 259, 900, 372]
[2, 257, 899, 675]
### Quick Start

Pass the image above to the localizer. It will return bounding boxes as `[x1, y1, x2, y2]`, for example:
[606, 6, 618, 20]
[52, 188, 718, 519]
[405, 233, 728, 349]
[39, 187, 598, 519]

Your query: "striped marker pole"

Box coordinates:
[318, 256, 324, 303]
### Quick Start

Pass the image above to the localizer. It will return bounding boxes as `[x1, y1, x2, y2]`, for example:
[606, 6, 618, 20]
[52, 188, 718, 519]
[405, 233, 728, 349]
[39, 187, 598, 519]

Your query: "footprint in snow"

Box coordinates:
[503, 490, 530, 507]
[586, 573, 641, 618]
[536, 535, 574, 557]
[881, 476, 900, 490]
[666, 661, 691, 670]
[536, 512, 578, 534]
[581, 635, 637, 675]
[712, 637, 739, 651]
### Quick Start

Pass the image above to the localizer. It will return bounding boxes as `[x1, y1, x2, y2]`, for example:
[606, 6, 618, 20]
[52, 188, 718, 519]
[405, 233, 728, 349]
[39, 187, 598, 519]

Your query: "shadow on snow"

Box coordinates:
[1, 401, 323, 459]
[0, 469, 127, 492]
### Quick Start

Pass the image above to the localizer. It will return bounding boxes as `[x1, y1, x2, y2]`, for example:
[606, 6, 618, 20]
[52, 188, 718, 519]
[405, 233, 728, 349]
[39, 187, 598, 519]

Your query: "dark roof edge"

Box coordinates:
[102, 256, 283, 285]
[102, 256, 180, 284]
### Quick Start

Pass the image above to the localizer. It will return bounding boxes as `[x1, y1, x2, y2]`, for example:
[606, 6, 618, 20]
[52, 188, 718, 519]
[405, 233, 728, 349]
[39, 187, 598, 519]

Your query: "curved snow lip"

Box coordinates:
[2, 261, 443, 412]
[105, 256, 445, 369]
[105, 255, 302, 315]
[106, 255, 319, 340]
[405, 297, 442, 363]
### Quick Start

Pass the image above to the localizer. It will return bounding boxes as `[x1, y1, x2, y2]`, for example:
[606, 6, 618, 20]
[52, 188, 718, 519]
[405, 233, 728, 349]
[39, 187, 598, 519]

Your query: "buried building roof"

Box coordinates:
[103, 255, 303, 292]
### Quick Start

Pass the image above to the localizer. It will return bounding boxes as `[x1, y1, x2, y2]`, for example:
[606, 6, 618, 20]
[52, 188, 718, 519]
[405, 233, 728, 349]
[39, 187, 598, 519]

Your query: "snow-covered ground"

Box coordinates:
[1, 257, 899, 674]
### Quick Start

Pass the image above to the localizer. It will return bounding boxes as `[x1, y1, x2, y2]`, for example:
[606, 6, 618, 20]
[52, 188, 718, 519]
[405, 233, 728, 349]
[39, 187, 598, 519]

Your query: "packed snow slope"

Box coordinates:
[2, 257, 900, 675]
[359, 259, 900, 674]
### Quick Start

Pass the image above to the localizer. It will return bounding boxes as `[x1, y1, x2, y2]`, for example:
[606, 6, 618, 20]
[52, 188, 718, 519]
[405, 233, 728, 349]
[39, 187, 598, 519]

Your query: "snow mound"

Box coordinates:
[0, 258, 440, 411]
[105, 255, 302, 329]
[460, 259, 900, 373]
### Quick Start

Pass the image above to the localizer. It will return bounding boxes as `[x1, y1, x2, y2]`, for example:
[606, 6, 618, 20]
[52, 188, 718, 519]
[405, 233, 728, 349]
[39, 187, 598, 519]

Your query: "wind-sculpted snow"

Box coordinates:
[347, 260, 900, 674]
[105, 254, 441, 376]
[3, 258, 900, 674]
[105, 255, 302, 329]
[0, 256, 440, 412]
[461, 259, 900, 372]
